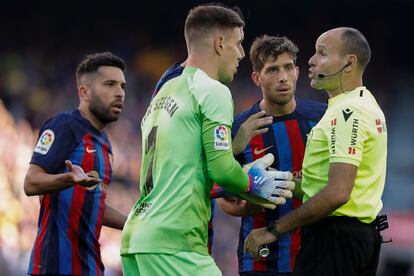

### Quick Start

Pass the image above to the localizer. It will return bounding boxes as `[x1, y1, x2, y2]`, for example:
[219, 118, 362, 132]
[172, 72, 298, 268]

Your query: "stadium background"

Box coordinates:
[1, 0, 413, 275]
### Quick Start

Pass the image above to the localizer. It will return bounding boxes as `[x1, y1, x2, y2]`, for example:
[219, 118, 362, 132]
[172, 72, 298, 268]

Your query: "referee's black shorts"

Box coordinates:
[293, 216, 381, 276]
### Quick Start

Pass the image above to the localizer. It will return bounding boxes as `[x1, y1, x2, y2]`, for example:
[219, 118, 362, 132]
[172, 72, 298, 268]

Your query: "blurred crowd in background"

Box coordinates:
[1, 0, 414, 275]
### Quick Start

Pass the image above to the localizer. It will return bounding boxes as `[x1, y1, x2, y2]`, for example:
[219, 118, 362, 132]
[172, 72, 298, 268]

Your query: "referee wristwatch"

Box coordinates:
[266, 222, 282, 239]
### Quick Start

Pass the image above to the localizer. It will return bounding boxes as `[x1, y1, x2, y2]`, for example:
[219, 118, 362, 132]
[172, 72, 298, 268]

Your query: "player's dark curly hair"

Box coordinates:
[76, 52, 125, 84]
[250, 35, 299, 72]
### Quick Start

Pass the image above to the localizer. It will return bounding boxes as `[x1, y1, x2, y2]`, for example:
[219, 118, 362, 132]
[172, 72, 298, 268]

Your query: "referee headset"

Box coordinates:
[317, 61, 352, 79]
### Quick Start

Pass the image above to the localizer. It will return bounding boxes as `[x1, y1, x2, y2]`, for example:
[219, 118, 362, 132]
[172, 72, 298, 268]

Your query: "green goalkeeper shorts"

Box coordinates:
[121, 251, 222, 276]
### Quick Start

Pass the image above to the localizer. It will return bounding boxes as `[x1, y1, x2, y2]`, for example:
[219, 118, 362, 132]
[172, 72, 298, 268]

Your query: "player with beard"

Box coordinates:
[24, 52, 128, 276]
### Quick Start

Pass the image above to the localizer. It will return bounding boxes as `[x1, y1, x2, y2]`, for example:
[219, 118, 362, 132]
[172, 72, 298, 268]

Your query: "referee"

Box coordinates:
[244, 27, 388, 276]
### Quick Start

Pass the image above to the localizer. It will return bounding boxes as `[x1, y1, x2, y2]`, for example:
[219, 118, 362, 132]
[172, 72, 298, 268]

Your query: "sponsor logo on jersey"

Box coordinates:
[86, 146, 96, 153]
[330, 124, 336, 154]
[342, 108, 353, 122]
[253, 145, 274, 155]
[214, 125, 230, 150]
[34, 129, 55, 155]
[350, 118, 359, 146]
[135, 202, 152, 216]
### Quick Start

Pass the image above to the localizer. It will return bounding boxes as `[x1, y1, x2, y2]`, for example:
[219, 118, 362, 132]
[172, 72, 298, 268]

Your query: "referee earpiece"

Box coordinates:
[343, 61, 352, 73]
[318, 61, 353, 79]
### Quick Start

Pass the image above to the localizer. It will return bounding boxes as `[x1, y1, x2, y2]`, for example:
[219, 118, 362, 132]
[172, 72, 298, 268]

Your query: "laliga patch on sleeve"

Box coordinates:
[214, 125, 230, 150]
[34, 129, 55, 155]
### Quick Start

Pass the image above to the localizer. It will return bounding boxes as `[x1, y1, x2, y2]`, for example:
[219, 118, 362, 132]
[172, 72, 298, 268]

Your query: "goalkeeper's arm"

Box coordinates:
[203, 117, 294, 203]
[202, 118, 250, 194]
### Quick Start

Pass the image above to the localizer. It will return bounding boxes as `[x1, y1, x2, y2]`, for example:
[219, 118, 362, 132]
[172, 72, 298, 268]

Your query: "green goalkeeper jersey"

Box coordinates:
[121, 67, 249, 256]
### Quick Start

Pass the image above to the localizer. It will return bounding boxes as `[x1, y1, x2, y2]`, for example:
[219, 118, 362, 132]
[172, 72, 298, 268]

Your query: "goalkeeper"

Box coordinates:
[120, 4, 293, 276]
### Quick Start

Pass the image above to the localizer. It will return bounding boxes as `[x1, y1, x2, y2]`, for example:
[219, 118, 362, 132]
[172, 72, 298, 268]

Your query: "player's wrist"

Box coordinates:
[245, 173, 254, 192]
[232, 138, 244, 155]
[62, 172, 77, 186]
[266, 221, 282, 239]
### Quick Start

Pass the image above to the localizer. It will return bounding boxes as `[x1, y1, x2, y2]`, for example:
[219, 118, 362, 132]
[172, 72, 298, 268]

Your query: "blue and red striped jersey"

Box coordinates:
[232, 98, 326, 273]
[153, 62, 216, 254]
[28, 109, 112, 276]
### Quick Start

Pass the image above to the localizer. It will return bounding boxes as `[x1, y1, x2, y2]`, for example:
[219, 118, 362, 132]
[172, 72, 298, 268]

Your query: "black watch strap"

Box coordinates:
[266, 222, 281, 239]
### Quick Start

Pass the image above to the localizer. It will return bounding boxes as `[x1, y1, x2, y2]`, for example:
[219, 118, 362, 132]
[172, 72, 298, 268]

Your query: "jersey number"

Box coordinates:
[143, 126, 158, 196]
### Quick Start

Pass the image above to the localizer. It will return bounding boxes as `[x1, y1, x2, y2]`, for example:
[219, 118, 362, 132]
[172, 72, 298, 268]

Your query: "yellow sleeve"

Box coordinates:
[327, 105, 368, 166]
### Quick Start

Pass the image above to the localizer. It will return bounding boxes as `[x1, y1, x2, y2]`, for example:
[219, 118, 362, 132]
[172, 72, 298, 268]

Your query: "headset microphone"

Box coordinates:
[317, 62, 351, 79]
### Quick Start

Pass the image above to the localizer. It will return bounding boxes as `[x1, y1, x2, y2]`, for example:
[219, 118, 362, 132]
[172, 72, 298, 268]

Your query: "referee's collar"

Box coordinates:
[328, 86, 367, 107]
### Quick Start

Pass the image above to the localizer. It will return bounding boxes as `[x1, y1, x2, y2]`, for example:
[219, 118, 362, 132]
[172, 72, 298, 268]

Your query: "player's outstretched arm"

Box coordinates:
[217, 197, 263, 217]
[202, 118, 294, 204]
[103, 205, 127, 230]
[24, 161, 101, 196]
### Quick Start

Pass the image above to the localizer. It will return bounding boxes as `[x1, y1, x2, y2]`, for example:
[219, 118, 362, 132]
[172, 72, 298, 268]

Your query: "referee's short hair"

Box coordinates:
[340, 27, 371, 71]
